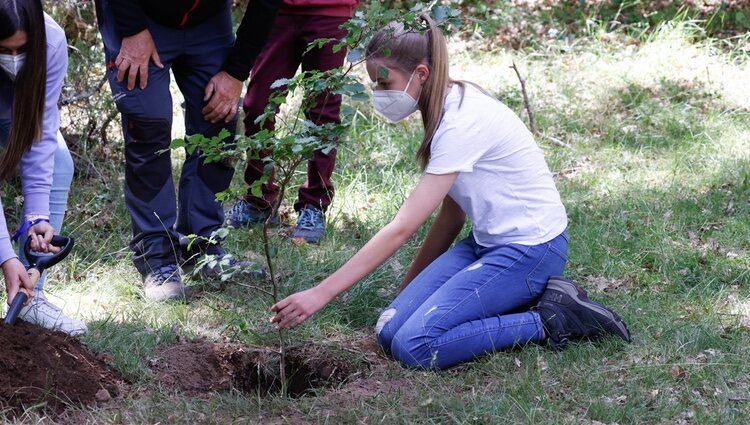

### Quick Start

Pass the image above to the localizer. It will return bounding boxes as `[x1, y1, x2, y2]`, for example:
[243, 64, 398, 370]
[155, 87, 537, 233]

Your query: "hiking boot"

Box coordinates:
[534, 276, 631, 350]
[178, 237, 266, 282]
[198, 253, 267, 282]
[292, 206, 326, 244]
[143, 264, 186, 301]
[4, 290, 87, 336]
[226, 199, 279, 228]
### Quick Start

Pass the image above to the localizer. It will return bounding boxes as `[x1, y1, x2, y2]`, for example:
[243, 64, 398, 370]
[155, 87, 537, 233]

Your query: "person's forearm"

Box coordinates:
[400, 213, 464, 291]
[316, 221, 413, 301]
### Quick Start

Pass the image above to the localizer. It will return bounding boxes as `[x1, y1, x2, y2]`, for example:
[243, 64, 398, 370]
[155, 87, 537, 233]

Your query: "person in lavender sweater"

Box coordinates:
[0, 0, 85, 335]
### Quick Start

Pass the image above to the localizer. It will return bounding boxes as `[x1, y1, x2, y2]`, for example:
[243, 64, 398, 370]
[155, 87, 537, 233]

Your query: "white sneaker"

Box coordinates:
[4, 291, 88, 336]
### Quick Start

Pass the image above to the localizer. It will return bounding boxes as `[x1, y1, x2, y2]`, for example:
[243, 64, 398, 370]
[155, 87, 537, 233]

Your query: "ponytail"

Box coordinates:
[367, 15, 458, 170]
[415, 15, 450, 170]
[0, 0, 47, 180]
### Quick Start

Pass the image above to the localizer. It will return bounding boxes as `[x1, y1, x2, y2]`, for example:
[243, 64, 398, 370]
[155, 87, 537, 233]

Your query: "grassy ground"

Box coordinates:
[4, 21, 750, 424]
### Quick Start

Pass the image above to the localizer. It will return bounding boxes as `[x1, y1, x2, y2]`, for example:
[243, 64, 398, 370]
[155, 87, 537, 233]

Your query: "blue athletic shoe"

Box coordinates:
[226, 199, 279, 228]
[292, 206, 326, 244]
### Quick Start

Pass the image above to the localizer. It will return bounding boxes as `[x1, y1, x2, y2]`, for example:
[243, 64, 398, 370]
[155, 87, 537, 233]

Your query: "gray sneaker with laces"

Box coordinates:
[225, 199, 279, 228]
[143, 264, 186, 301]
[292, 206, 326, 244]
[4, 290, 87, 336]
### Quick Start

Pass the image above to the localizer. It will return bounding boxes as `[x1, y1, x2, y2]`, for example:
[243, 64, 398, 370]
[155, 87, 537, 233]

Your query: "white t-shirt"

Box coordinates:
[425, 83, 568, 246]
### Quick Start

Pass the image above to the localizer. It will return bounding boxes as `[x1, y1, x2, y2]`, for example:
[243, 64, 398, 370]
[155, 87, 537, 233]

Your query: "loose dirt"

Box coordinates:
[0, 321, 123, 413]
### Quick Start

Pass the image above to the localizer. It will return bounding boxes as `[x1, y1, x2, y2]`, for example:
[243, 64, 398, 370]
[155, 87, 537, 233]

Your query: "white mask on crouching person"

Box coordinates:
[372, 71, 421, 123]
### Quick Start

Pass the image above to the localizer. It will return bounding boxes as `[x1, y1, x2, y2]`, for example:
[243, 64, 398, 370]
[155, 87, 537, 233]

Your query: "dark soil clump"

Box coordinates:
[151, 342, 358, 397]
[0, 321, 123, 412]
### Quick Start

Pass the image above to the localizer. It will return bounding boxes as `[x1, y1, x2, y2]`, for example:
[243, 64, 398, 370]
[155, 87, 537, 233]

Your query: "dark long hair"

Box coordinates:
[0, 0, 47, 180]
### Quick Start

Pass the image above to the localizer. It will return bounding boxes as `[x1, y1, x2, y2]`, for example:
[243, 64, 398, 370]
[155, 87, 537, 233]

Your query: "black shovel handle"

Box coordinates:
[4, 236, 74, 326]
[23, 235, 74, 271]
[4, 292, 28, 326]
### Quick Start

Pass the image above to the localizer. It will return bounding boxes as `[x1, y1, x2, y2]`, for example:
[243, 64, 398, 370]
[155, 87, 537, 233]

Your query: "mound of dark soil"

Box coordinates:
[151, 342, 357, 397]
[0, 321, 122, 412]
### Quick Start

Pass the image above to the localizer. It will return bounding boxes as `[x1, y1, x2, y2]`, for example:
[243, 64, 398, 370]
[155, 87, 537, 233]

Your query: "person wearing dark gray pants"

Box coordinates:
[95, 0, 282, 300]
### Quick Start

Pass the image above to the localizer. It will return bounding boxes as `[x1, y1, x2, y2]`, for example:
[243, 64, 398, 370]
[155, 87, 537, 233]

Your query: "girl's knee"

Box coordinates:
[54, 143, 75, 177]
[374, 308, 397, 351]
[389, 328, 439, 370]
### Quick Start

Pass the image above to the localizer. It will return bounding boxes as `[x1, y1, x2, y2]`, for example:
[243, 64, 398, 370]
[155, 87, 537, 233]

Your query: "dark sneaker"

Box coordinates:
[292, 206, 326, 244]
[534, 276, 631, 350]
[198, 253, 267, 282]
[226, 199, 279, 228]
[143, 264, 186, 301]
[178, 236, 266, 282]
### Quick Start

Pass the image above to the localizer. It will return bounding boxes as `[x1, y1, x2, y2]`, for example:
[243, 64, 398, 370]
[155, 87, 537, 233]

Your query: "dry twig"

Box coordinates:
[510, 60, 535, 135]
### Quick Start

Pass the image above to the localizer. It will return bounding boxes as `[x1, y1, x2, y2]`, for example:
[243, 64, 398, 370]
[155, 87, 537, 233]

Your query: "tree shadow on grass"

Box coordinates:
[532, 76, 740, 154]
[565, 155, 749, 294]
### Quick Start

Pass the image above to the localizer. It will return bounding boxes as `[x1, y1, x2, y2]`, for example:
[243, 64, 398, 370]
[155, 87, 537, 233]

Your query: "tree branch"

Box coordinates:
[510, 61, 536, 135]
[59, 74, 108, 106]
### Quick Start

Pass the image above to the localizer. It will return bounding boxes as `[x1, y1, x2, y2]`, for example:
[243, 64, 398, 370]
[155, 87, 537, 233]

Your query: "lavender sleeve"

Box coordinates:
[0, 17, 68, 264]
[20, 16, 67, 218]
[0, 197, 15, 264]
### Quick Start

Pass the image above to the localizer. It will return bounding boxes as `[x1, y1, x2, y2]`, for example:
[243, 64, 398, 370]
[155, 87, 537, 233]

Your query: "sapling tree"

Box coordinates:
[172, 1, 462, 396]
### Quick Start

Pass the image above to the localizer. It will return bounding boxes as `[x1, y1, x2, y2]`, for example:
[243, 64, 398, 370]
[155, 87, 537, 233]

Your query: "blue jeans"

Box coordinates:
[376, 231, 568, 369]
[0, 121, 74, 290]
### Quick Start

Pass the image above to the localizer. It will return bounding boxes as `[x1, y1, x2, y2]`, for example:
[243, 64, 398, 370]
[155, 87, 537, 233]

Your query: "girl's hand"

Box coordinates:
[28, 221, 60, 253]
[3, 258, 33, 306]
[270, 287, 332, 330]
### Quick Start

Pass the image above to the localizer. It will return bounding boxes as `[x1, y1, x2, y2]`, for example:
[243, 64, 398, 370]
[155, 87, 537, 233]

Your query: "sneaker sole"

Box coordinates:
[291, 229, 324, 244]
[547, 276, 631, 343]
[144, 282, 187, 302]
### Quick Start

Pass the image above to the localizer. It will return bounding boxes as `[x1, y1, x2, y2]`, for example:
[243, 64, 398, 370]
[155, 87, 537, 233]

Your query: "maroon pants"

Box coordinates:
[242, 13, 348, 212]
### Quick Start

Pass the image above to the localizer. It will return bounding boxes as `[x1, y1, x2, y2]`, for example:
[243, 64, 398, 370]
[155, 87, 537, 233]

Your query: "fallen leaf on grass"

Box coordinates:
[585, 275, 634, 293]
[291, 237, 308, 246]
[671, 365, 686, 380]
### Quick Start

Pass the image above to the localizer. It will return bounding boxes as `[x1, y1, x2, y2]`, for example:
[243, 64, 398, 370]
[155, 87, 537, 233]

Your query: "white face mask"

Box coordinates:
[0, 53, 26, 81]
[372, 71, 421, 123]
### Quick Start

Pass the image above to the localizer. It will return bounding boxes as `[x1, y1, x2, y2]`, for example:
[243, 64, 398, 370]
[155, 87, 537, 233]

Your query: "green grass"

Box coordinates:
[3, 22, 750, 424]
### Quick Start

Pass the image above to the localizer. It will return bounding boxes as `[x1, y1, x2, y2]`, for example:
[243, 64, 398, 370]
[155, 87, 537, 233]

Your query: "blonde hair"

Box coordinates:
[366, 15, 457, 170]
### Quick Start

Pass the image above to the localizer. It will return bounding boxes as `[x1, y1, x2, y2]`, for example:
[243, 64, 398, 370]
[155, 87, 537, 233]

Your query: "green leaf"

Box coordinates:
[351, 92, 371, 102]
[378, 66, 390, 79]
[270, 78, 292, 89]
[212, 228, 230, 240]
[343, 82, 365, 94]
[341, 105, 355, 119]
[250, 182, 263, 197]
[347, 48, 363, 63]
[432, 6, 447, 22]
